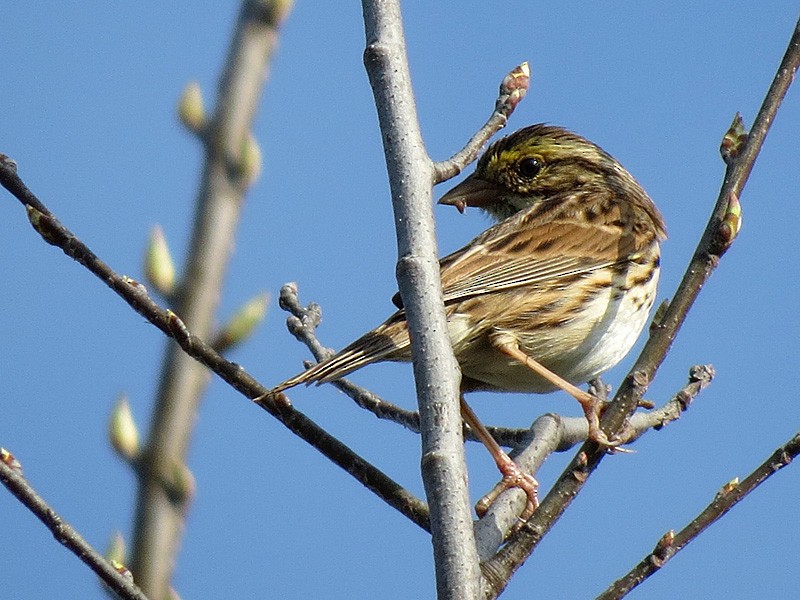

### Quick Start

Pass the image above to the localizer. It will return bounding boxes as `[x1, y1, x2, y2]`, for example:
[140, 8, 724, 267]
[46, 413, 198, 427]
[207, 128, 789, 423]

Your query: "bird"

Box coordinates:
[269, 124, 666, 522]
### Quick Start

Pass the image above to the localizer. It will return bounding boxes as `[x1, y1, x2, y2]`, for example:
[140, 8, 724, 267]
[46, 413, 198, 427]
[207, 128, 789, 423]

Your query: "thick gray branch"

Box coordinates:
[361, 1, 480, 598]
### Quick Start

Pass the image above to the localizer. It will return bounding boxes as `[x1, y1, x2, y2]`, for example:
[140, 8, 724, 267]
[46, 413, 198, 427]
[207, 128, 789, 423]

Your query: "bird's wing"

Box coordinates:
[438, 217, 638, 303]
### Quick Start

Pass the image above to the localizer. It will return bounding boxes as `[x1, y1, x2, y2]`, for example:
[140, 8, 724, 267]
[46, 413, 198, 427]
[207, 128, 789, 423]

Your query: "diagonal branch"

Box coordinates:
[479, 14, 800, 598]
[0, 158, 431, 535]
[433, 62, 530, 183]
[473, 365, 715, 560]
[0, 450, 150, 600]
[597, 431, 800, 600]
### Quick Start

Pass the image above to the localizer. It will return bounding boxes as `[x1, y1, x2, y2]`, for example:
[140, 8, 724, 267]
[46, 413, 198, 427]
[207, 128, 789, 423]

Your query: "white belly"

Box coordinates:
[448, 267, 659, 393]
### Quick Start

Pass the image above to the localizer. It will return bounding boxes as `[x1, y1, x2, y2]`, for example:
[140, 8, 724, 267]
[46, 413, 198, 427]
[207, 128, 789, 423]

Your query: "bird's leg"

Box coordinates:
[490, 334, 620, 447]
[460, 396, 539, 524]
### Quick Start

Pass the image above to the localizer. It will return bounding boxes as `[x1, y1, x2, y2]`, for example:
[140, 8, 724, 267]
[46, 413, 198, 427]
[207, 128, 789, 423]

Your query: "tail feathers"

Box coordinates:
[270, 318, 410, 394]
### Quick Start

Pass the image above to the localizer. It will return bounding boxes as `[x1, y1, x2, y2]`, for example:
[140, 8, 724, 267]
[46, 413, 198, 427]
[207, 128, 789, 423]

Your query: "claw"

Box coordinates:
[475, 457, 539, 530]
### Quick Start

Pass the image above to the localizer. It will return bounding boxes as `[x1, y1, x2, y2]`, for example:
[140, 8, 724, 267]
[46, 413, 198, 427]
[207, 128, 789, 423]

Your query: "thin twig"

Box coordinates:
[277, 284, 425, 433]
[479, 15, 800, 598]
[597, 431, 800, 600]
[0, 158, 431, 534]
[0, 450, 150, 600]
[433, 62, 530, 184]
[278, 283, 544, 445]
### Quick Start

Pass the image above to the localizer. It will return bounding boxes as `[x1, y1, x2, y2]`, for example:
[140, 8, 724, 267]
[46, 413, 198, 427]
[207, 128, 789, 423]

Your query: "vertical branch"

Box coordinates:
[361, 1, 481, 598]
[129, 2, 291, 597]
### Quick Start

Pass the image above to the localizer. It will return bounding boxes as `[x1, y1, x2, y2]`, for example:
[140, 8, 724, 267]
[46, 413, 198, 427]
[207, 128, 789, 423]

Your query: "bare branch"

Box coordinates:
[129, 2, 293, 593]
[362, 2, 480, 596]
[597, 431, 800, 600]
[0, 159, 431, 535]
[279, 283, 423, 431]
[0, 450, 149, 600]
[474, 365, 715, 560]
[479, 15, 800, 598]
[434, 62, 530, 184]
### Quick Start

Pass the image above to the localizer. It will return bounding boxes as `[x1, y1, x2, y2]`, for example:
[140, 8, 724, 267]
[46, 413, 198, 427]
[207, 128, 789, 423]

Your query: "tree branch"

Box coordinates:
[129, 2, 292, 595]
[433, 62, 530, 183]
[361, 2, 480, 597]
[597, 431, 800, 600]
[479, 14, 800, 598]
[0, 450, 149, 600]
[278, 283, 424, 433]
[0, 157, 431, 534]
[474, 365, 715, 560]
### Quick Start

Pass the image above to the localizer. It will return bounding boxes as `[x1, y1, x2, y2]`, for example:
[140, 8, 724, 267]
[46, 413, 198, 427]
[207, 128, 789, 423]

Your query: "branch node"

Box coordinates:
[121, 276, 148, 295]
[649, 298, 670, 332]
[0, 448, 23, 476]
[715, 477, 740, 499]
[651, 529, 676, 566]
[711, 192, 743, 256]
[26, 205, 60, 246]
[166, 310, 191, 346]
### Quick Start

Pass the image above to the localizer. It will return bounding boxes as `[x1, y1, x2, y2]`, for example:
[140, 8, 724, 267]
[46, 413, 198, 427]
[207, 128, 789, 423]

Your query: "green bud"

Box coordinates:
[720, 113, 748, 164]
[105, 531, 126, 566]
[110, 560, 134, 583]
[178, 81, 206, 134]
[109, 395, 140, 462]
[214, 293, 269, 351]
[239, 133, 262, 187]
[144, 224, 176, 297]
[165, 461, 196, 507]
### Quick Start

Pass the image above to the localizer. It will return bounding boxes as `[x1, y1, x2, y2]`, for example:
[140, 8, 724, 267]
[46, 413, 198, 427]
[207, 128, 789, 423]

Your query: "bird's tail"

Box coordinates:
[270, 314, 411, 394]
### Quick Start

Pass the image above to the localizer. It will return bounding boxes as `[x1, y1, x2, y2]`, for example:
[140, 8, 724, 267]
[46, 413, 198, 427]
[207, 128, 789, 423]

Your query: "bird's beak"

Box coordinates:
[438, 174, 500, 214]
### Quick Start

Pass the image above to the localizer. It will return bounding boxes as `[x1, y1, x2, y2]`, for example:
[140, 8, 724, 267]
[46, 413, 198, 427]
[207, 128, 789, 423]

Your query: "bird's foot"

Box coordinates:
[475, 454, 539, 532]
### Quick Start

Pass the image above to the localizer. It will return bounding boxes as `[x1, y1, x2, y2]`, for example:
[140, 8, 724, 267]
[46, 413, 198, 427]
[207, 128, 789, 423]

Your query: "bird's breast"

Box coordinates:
[448, 253, 660, 394]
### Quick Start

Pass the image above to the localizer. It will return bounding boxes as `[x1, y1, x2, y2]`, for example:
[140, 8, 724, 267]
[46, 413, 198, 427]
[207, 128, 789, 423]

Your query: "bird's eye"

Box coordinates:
[517, 157, 542, 179]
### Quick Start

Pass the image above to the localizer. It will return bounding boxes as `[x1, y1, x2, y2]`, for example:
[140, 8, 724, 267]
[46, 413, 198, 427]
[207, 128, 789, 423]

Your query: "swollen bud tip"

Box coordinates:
[105, 531, 127, 565]
[144, 224, 176, 297]
[214, 293, 269, 351]
[496, 61, 531, 114]
[237, 133, 262, 187]
[178, 81, 206, 133]
[1, 448, 23, 475]
[109, 395, 140, 462]
[720, 113, 748, 164]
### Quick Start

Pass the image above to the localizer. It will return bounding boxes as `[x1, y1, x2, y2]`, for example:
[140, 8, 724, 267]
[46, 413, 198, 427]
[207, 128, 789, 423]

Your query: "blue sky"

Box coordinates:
[2, 3, 799, 599]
